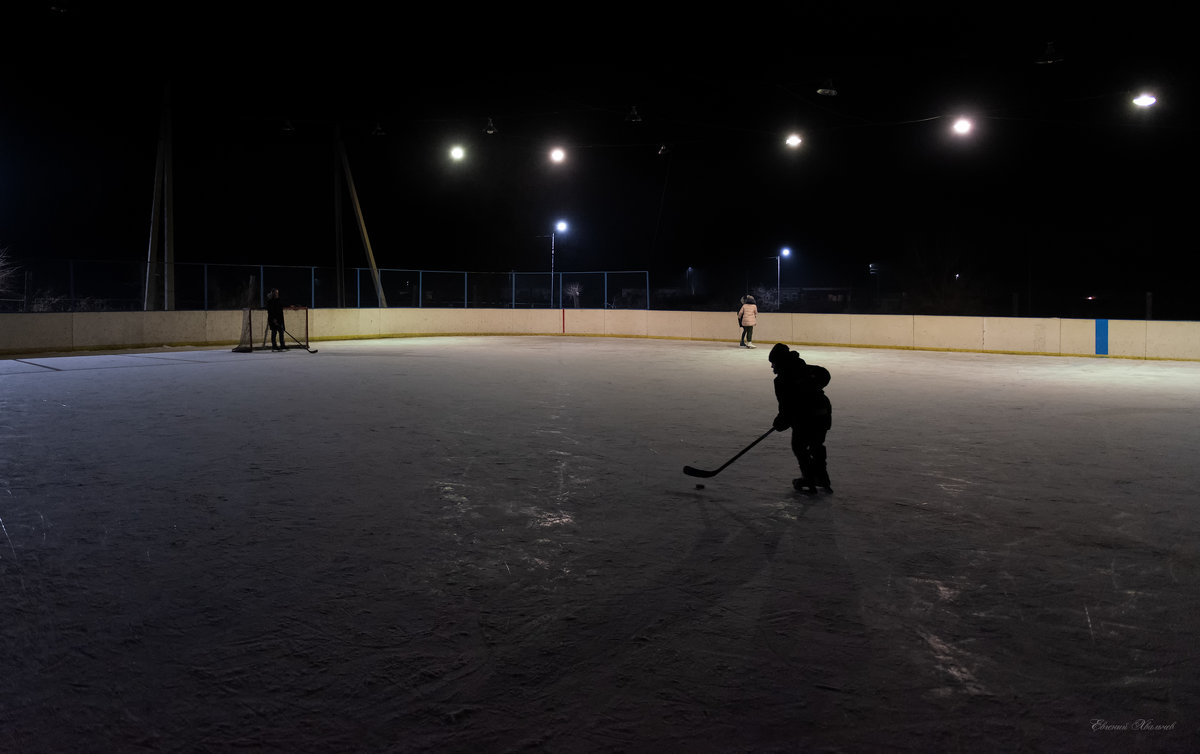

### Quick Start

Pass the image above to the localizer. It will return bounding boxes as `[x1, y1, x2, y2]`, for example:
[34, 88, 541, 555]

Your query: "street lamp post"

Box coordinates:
[773, 247, 791, 311]
[539, 220, 568, 308]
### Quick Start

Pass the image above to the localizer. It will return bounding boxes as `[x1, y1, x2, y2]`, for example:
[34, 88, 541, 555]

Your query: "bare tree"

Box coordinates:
[0, 246, 15, 294]
[751, 285, 777, 311]
[564, 282, 583, 308]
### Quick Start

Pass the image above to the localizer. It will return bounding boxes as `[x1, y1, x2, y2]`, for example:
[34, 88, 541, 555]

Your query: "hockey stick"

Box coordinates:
[683, 428, 775, 478]
[285, 328, 318, 353]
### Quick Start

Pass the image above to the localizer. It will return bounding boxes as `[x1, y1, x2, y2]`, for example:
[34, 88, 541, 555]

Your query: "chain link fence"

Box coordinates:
[3, 258, 1193, 320]
[0, 261, 651, 312]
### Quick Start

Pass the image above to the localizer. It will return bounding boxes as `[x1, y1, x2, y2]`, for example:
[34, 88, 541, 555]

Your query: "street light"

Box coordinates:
[772, 247, 791, 311]
[538, 220, 568, 308]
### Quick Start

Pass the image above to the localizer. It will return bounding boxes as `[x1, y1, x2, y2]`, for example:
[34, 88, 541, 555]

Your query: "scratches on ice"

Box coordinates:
[908, 576, 961, 602]
[905, 576, 961, 604]
[920, 630, 990, 697]
[522, 508, 574, 528]
[437, 482, 471, 507]
[0, 513, 18, 562]
[934, 476, 973, 495]
[898, 576, 991, 697]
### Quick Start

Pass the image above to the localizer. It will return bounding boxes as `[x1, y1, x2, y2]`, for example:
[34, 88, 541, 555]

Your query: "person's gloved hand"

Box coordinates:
[772, 414, 790, 432]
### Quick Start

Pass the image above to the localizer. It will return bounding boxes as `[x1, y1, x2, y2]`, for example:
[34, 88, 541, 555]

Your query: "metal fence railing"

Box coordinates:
[4, 258, 1195, 321]
[0, 261, 651, 313]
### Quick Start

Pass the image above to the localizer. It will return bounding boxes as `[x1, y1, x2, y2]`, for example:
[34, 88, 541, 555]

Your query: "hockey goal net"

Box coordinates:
[233, 306, 310, 352]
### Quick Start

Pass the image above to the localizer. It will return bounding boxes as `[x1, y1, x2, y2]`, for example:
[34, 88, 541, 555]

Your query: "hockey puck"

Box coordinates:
[695, 483, 705, 489]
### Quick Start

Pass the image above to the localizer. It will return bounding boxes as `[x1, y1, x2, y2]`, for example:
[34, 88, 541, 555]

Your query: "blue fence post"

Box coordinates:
[464, 272, 468, 308]
[419, 271, 423, 308]
[311, 267, 316, 308]
[203, 264, 208, 310]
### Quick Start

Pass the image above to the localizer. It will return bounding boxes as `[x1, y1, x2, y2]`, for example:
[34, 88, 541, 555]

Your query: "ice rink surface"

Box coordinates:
[1, 336, 1197, 752]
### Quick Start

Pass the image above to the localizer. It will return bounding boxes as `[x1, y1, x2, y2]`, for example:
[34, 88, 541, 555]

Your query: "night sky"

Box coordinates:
[1, 5, 1195, 315]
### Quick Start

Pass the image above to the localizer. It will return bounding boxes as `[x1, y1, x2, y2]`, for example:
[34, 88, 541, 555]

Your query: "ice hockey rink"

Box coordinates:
[2, 335, 1196, 752]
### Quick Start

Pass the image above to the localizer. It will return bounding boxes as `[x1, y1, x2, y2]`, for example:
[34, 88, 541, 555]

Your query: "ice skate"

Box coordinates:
[792, 477, 817, 494]
[814, 468, 833, 493]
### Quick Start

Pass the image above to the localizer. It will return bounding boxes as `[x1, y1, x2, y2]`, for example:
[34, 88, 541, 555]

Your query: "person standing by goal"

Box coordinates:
[266, 288, 286, 351]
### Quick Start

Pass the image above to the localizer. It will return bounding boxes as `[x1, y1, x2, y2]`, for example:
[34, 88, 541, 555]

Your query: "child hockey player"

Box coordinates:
[767, 343, 833, 494]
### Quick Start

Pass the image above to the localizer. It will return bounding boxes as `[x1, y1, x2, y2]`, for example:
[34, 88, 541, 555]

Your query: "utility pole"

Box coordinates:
[144, 86, 175, 310]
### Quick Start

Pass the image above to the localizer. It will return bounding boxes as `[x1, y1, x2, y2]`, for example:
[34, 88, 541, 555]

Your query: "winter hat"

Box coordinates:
[768, 343, 789, 364]
[745, 295, 756, 304]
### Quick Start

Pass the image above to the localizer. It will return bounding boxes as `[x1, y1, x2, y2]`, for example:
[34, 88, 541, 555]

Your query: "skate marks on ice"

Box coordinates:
[438, 497, 874, 749]
[395, 440, 878, 751]
[815, 349, 1200, 748]
[832, 481, 1198, 747]
[3, 339, 1199, 750]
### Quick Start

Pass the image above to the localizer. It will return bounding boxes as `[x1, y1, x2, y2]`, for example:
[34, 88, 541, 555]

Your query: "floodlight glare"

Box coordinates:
[781, 247, 791, 257]
[550, 148, 566, 162]
[556, 221, 568, 232]
[952, 118, 973, 135]
[785, 133, 802, 148]
[1133, 93, 1157, 107]
[449, 145, 465, 160]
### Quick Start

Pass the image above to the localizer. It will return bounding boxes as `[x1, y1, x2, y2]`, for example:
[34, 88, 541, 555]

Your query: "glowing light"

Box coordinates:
[785, 133, 802, 148]
[555, 221, 568, 233]
[952, 118, 972, 135]
[550, 148, 566, 163]
[449, 145, 465, 160]
[1133, 93, 1157, 107]
[781, 247, 791, 257]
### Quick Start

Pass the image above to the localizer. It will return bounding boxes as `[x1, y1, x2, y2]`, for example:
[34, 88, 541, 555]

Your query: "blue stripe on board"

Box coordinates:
[1096, 319, 1109, 355]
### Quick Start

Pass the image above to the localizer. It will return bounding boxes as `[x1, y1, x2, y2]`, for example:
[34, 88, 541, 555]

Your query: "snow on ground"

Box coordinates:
[1, 336, 1197, 752]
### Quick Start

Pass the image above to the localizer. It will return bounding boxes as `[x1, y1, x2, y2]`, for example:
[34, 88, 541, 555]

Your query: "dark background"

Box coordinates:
[1, 4, 1194, 316]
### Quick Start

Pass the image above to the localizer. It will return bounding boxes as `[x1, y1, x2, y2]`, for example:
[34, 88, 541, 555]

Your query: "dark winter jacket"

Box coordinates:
[772, 353, 832, 432]
[265, 297, 285, 328]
